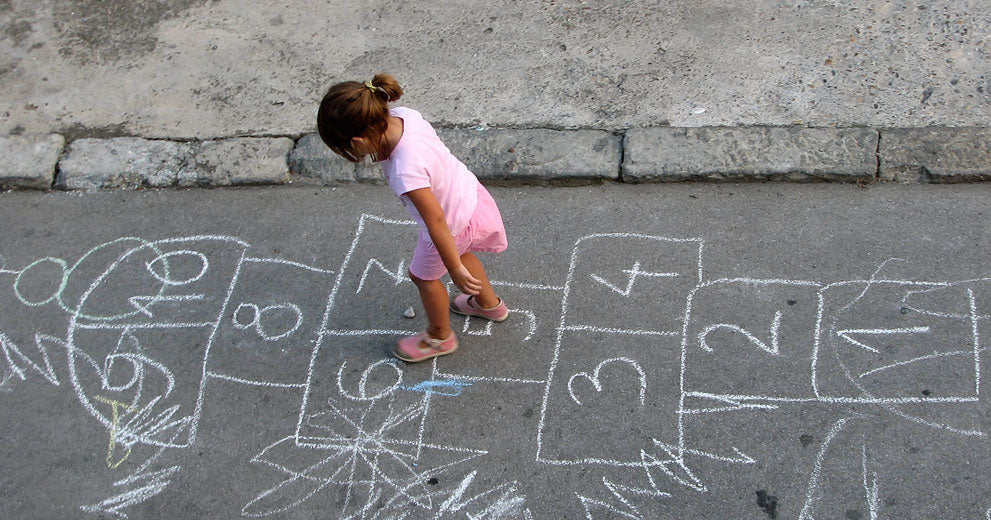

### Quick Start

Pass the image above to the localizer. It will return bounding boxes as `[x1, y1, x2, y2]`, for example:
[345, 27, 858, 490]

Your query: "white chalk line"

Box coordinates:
[536, 231, 593, 463]
[813, 275, 982, 402]
[294, 398, 494, 514]
[640, 444, 707, 493]
[823, 283, 987, 437]
[336, 359, 403, 402]
[862, 441, 880, 520]
[243, 256, 335, 274]
[9, 222, 991, 516]
[0, 332, 62, 388]
[322, 328, 420, 337]
[80, 417, 188, 518]
[73, 321, 217, 330]
[897, 277, 991, 319]
[697, 312, 783, 355]
[247, 432, 488, 517]
[231, 302, 304, 341]
[858, 350, 975, 379]
[295, 436, 488, 456]
[356, 258, 408, 294]
[535, 443, 754, 469]
[462, 315, 494, 336]
[969, 288, 981, 396]
[680, 393, 780, 414]
[490, 280, 563, 291]
[684, 391, 977, 405]
[207, 372, 307, 389]
[681, 277, 823, 461]
[432, 370, 545, 385]
[836, 326, 931, 354]
[128, 293, 206, 315]
[885, 405, 984, 437]
[414, 358, 438, 461]
[560, 325, 679, 337]
[577, 486, 644, 520]
[799, 416, 853, 520]
[509, 309, 537, 341]
[189, 247, 249, 445]
[48, 235, 253, 449]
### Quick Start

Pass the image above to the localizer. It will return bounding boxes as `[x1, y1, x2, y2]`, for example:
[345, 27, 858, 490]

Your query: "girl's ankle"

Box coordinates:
[475, 296, 501, 310]
[426, 327, 453, 340]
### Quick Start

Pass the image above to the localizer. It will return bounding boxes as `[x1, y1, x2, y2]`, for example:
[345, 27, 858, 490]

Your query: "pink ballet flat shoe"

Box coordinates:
[450, 295, 509, 322]
[393, 332, 459, 363]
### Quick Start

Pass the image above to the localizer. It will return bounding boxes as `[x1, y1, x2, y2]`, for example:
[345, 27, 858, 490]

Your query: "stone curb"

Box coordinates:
[879, 127, 991, 183]
[56, 137, 294, 191]
[623, 127, 879, 182]
[0, 134, 65, 190]
[1, 127, 989, 191]
[437, 128, 621, 181]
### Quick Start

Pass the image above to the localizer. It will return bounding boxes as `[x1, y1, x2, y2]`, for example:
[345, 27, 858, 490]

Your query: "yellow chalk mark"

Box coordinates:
[94, 395, 134, 469]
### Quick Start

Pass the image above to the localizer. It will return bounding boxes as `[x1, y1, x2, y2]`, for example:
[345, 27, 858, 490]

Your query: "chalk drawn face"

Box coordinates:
[60, 236, 249, 449]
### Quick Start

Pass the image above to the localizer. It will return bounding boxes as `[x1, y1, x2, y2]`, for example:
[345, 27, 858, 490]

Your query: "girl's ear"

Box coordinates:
[351, 136, 369, 153]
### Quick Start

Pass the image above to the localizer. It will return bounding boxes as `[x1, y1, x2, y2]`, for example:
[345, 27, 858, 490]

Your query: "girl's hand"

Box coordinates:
[450, 264, 482, 295]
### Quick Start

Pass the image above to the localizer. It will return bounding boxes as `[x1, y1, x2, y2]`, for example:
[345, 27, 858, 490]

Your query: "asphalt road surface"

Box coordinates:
[1, 182, 989, 519]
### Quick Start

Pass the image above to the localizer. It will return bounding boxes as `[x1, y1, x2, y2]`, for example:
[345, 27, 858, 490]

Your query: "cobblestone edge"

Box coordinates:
[1, 127, 988, 191]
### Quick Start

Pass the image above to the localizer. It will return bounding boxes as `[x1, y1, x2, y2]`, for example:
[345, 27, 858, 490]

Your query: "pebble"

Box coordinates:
[403, 306, 416, 318]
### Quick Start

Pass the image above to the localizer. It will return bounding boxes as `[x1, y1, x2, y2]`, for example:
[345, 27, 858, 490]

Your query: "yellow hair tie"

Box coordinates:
[365, 80, 377, 92]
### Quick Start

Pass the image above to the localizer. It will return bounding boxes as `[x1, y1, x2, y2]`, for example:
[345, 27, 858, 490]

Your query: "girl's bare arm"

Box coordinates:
[405, 187, 482, 294]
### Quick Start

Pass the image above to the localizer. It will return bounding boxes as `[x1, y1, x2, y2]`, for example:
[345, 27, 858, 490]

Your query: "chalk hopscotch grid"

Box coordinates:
[2, 214, 990, 518]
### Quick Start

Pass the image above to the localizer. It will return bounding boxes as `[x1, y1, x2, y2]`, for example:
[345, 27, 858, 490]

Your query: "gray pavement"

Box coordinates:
[1, 183, 989, 518]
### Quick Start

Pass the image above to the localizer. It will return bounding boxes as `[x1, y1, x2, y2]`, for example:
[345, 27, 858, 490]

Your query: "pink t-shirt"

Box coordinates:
[380, 107, 479, 236]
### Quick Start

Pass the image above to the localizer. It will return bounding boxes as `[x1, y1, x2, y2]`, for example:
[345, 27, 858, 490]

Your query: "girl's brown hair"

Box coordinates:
[317, 73, 403, 162]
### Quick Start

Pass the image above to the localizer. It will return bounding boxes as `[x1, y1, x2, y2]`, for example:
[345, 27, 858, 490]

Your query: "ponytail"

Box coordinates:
[317, 73, 404, 162]
[369, 73, 403, 102]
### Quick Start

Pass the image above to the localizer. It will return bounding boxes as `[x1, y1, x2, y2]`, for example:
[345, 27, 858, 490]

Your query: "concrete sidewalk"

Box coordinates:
[2, 1, 990, 189]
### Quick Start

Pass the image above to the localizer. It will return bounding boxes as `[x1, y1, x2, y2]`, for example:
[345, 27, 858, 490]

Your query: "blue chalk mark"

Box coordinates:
[401, 379, 472, 397]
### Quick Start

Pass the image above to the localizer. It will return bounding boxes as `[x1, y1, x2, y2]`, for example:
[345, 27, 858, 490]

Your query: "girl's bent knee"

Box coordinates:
[408, 270, 440, 289]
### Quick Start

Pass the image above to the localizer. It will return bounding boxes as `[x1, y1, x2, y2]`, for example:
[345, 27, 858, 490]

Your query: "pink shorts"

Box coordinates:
[409, 183, 508, 281]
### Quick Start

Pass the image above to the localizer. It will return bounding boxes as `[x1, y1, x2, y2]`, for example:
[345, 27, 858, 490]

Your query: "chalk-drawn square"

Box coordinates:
[683, 279, 821, 401]
[422, 380, 543, 464]
[297, 334, 434, 447]
[538, 331, 681, 465]
[322, 215, 417, 335]
[562, 234, 702, 334]
[206, 258, 334, 387]
[815, 281, 980, 399]
[437, 281, 561, 382]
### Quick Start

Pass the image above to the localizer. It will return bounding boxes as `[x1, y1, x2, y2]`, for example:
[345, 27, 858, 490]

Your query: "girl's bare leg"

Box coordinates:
[409, 272, 453, 340]
[459, 252, 500, 309]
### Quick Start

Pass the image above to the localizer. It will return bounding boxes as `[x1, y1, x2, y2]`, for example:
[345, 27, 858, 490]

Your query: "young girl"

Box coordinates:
[317, 73, 509, 363]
